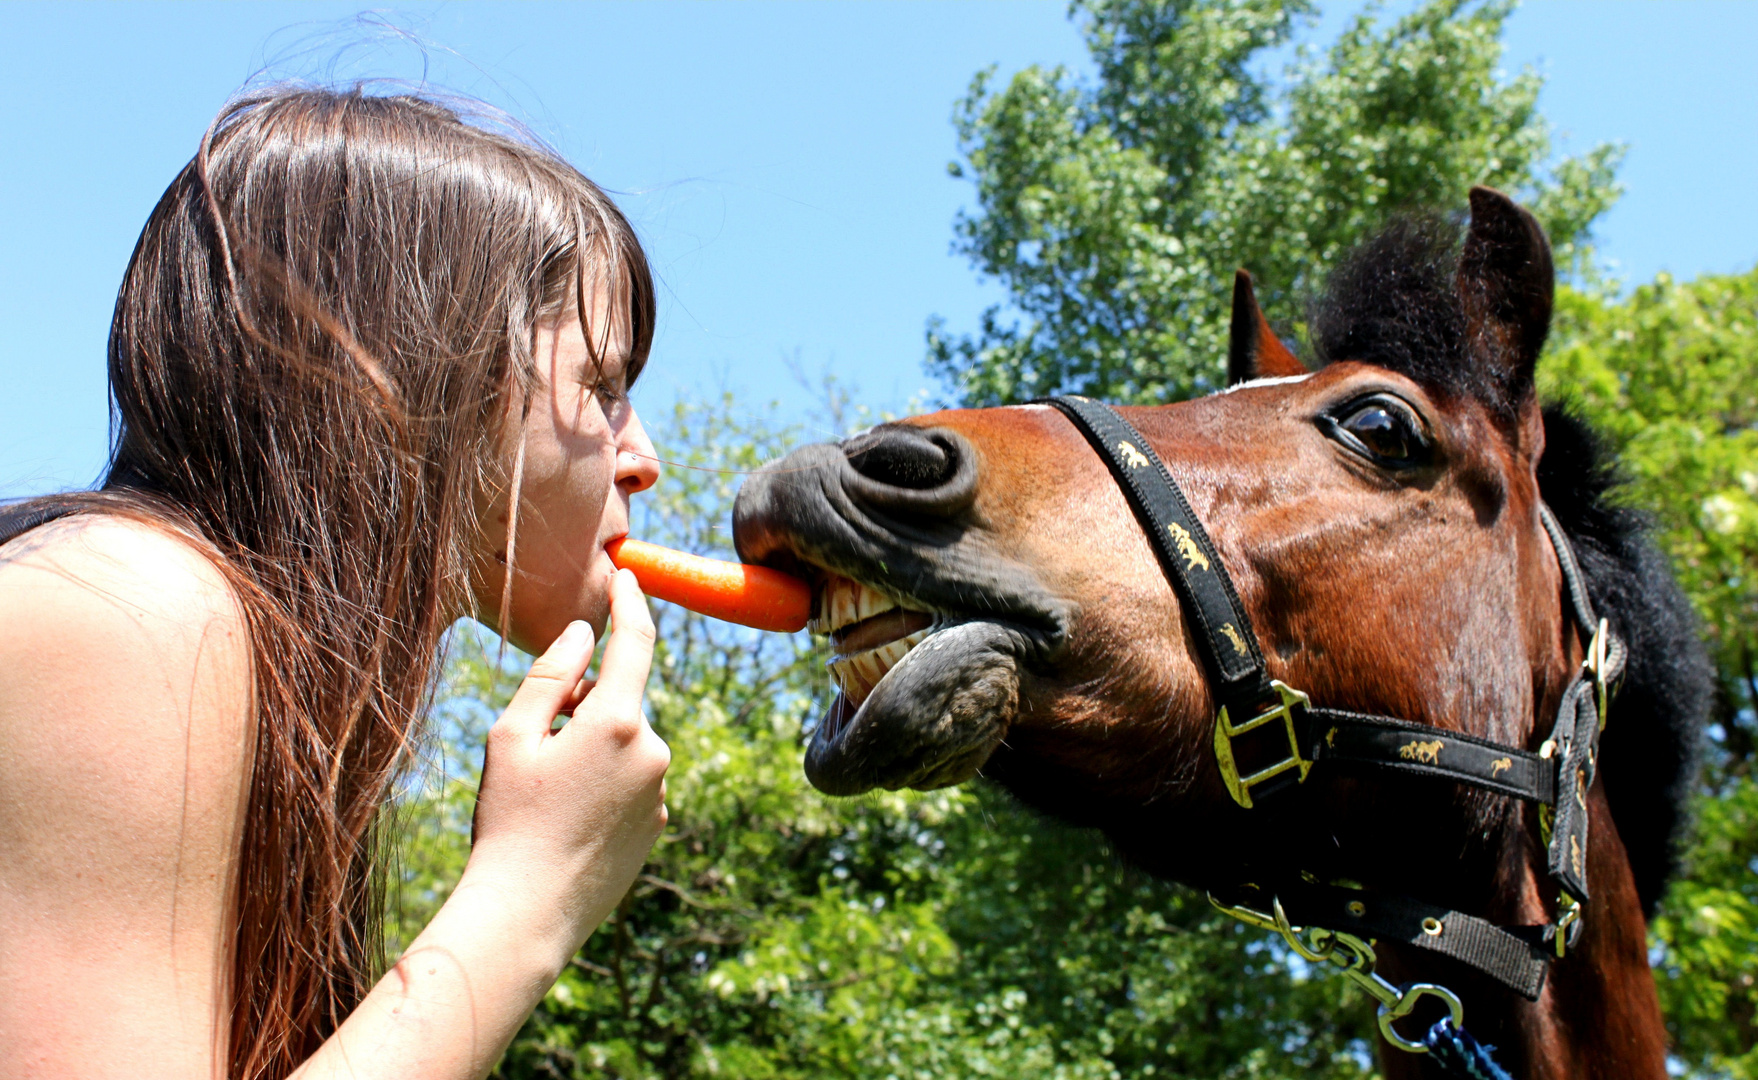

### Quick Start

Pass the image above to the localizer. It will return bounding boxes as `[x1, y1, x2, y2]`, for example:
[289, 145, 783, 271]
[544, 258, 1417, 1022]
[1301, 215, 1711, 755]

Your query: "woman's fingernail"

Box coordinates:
[558, 620, 589, 648]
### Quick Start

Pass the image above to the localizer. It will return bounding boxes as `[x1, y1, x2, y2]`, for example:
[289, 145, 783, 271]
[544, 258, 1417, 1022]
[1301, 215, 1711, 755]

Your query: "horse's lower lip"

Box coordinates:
[805, 618, 1026, 796]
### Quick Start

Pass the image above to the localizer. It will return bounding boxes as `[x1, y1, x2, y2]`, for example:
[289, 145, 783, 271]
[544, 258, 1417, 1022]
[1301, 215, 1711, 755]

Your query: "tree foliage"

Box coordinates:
[928, 0, 1622, 406]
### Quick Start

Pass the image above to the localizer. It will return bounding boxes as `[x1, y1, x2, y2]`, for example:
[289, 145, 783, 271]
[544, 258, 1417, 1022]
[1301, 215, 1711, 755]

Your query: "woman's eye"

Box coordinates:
[1335, 399, 1428, 465]
[592, 381, 627, 412]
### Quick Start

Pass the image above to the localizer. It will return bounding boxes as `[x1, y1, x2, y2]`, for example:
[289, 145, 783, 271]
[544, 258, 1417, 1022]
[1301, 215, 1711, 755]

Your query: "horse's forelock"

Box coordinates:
[1308, 213, 1522, 419]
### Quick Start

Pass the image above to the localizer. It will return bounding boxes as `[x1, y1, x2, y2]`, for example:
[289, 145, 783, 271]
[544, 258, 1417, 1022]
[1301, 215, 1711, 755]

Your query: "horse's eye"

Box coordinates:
[1333, 398, 1428, 466]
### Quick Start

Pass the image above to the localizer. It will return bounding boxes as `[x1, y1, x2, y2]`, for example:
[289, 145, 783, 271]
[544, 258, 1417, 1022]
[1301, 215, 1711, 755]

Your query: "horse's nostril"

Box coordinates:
[843, 426, 956, 490]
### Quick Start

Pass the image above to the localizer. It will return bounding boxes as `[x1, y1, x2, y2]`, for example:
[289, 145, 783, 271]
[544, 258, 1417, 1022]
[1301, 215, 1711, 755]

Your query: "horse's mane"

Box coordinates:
[1307, 215, 1713, 914]
[1536, 408, 1711, 913]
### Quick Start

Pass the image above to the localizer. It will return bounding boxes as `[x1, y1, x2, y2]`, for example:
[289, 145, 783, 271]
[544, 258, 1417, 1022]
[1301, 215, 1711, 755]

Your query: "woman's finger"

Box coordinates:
[571, 570, 654, 734]
[558, 677, 598, 716]
[495, 619, 596, 745]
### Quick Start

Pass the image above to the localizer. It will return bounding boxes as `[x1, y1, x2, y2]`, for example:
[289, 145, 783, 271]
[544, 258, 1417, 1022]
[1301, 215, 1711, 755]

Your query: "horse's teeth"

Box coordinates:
[812, 575, 908, 636]
[856, 586, 889, 624]
[827, 654, 878, 703]
[871, 632, 916, 670]
[826, 628, 933, 707]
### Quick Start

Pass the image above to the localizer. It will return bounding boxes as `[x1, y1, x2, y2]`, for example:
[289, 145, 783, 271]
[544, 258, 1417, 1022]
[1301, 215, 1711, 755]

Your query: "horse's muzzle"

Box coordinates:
[732, 422, 1069, 794]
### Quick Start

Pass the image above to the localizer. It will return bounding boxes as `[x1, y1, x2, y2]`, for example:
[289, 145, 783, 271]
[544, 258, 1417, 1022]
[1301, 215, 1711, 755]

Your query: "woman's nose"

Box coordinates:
[617, 411, 661, 494]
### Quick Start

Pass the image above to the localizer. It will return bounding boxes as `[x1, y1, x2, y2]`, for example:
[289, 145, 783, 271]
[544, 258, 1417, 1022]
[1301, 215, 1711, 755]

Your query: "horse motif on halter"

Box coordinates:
[1166, 522, 1211, 573]
[1116, 441, 1151, 469]
[1398, 739, 1444, 764]
[1218, 622, 1250, 657]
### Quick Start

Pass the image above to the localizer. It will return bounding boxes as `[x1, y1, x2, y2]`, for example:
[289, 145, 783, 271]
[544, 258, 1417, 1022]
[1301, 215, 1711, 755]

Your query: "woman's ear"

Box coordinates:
[1227, 269, 1307, 385]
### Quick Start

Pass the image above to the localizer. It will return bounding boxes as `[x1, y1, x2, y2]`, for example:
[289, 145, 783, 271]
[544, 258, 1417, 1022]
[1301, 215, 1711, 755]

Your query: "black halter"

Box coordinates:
[1040, 396, 1624, 1025]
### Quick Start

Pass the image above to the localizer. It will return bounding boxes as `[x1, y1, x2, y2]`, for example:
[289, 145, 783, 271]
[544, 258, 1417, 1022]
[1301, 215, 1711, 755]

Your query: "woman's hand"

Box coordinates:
[465, 567, 671, 960]
[293, 569, 669, 1080]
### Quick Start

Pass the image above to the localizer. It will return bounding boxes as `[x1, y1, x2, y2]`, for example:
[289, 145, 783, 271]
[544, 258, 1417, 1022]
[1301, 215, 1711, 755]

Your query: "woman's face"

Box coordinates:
[474, 284, 660, 653]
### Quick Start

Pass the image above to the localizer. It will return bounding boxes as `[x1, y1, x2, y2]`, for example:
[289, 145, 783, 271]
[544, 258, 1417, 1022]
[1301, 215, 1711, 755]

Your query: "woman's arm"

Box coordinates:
[0, 520, 668, 1080]
[291, 572, 668, 1079]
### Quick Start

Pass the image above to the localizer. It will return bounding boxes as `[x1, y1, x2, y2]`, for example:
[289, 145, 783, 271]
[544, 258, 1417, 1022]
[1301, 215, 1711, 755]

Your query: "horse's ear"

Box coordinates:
[1457, 186, 1554, 408]
[1228, 269, 1307, 385]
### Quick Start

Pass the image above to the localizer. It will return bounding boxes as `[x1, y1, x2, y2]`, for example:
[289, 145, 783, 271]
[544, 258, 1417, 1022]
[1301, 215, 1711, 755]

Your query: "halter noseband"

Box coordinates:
[1041, 395, 1625, 1055]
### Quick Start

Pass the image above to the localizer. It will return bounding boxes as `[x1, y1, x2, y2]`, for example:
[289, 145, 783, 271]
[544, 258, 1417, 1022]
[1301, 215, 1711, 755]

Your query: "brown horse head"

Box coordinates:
[733, 188, 1709, 1077]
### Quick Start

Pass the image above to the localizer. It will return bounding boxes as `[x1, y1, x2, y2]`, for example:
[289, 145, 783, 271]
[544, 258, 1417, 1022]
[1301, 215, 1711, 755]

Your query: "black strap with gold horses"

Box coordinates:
[1042, 395, 1624, 1065]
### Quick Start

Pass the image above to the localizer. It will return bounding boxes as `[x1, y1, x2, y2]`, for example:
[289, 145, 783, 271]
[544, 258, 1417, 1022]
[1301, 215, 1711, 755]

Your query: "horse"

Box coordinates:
[731, 188, 1712, 1078]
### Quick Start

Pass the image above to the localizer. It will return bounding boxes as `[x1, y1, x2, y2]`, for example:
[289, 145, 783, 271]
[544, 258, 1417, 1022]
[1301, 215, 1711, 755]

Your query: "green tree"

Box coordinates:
[1540, 271, 1758, 1077]
[928, 0, 1622, 406]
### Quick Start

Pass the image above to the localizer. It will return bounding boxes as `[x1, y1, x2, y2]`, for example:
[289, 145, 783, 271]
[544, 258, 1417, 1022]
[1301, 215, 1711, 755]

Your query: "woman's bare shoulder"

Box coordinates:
[0, 512, 254, 1071]
[0, 510, 244, 632]
[0, 509, 254, 796]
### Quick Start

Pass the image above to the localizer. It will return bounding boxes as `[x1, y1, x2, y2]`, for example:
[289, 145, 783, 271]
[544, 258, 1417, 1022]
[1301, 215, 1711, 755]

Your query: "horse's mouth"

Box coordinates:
[815, 576, 936, 707]
[801, 571, 1043, 796]
[730, 424, 1070, 797]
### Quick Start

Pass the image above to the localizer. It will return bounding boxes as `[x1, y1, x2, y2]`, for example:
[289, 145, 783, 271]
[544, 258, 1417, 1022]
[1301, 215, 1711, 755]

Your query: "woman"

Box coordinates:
[0, 88, 672, 1079]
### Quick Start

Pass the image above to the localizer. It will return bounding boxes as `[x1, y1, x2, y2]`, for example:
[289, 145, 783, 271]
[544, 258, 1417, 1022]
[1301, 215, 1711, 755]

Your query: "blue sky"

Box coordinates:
[2, 1, 1753, 497]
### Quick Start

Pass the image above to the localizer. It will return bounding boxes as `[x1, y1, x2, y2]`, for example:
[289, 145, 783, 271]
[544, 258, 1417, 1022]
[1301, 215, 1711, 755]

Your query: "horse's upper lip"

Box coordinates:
[730, 432, 1067, 643]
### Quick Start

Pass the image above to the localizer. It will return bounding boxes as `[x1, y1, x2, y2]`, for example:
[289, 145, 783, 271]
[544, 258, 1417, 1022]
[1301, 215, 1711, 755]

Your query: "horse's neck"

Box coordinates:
[1378, 783, 1666, 1080]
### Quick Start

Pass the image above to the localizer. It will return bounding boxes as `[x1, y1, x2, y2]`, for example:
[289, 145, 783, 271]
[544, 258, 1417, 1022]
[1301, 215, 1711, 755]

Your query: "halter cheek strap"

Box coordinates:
[1040, 395, 1623, 1010]
[1037, 396, 1278, 714]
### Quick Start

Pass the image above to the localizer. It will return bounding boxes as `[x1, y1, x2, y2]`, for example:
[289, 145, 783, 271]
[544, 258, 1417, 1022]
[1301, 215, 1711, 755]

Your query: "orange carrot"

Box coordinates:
[606, 537, 811, 633]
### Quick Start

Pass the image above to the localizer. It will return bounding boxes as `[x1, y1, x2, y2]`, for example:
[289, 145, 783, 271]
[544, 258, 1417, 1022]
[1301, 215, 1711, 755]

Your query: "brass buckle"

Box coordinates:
[1583, 617, 1610, 730]
[1214, 680, 1312, 808]
[1552, 891, 1581, 958]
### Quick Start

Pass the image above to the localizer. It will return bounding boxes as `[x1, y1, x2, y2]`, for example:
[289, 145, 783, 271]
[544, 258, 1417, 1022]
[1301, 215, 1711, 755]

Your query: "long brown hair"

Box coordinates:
[75, 86, 655, 1078]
